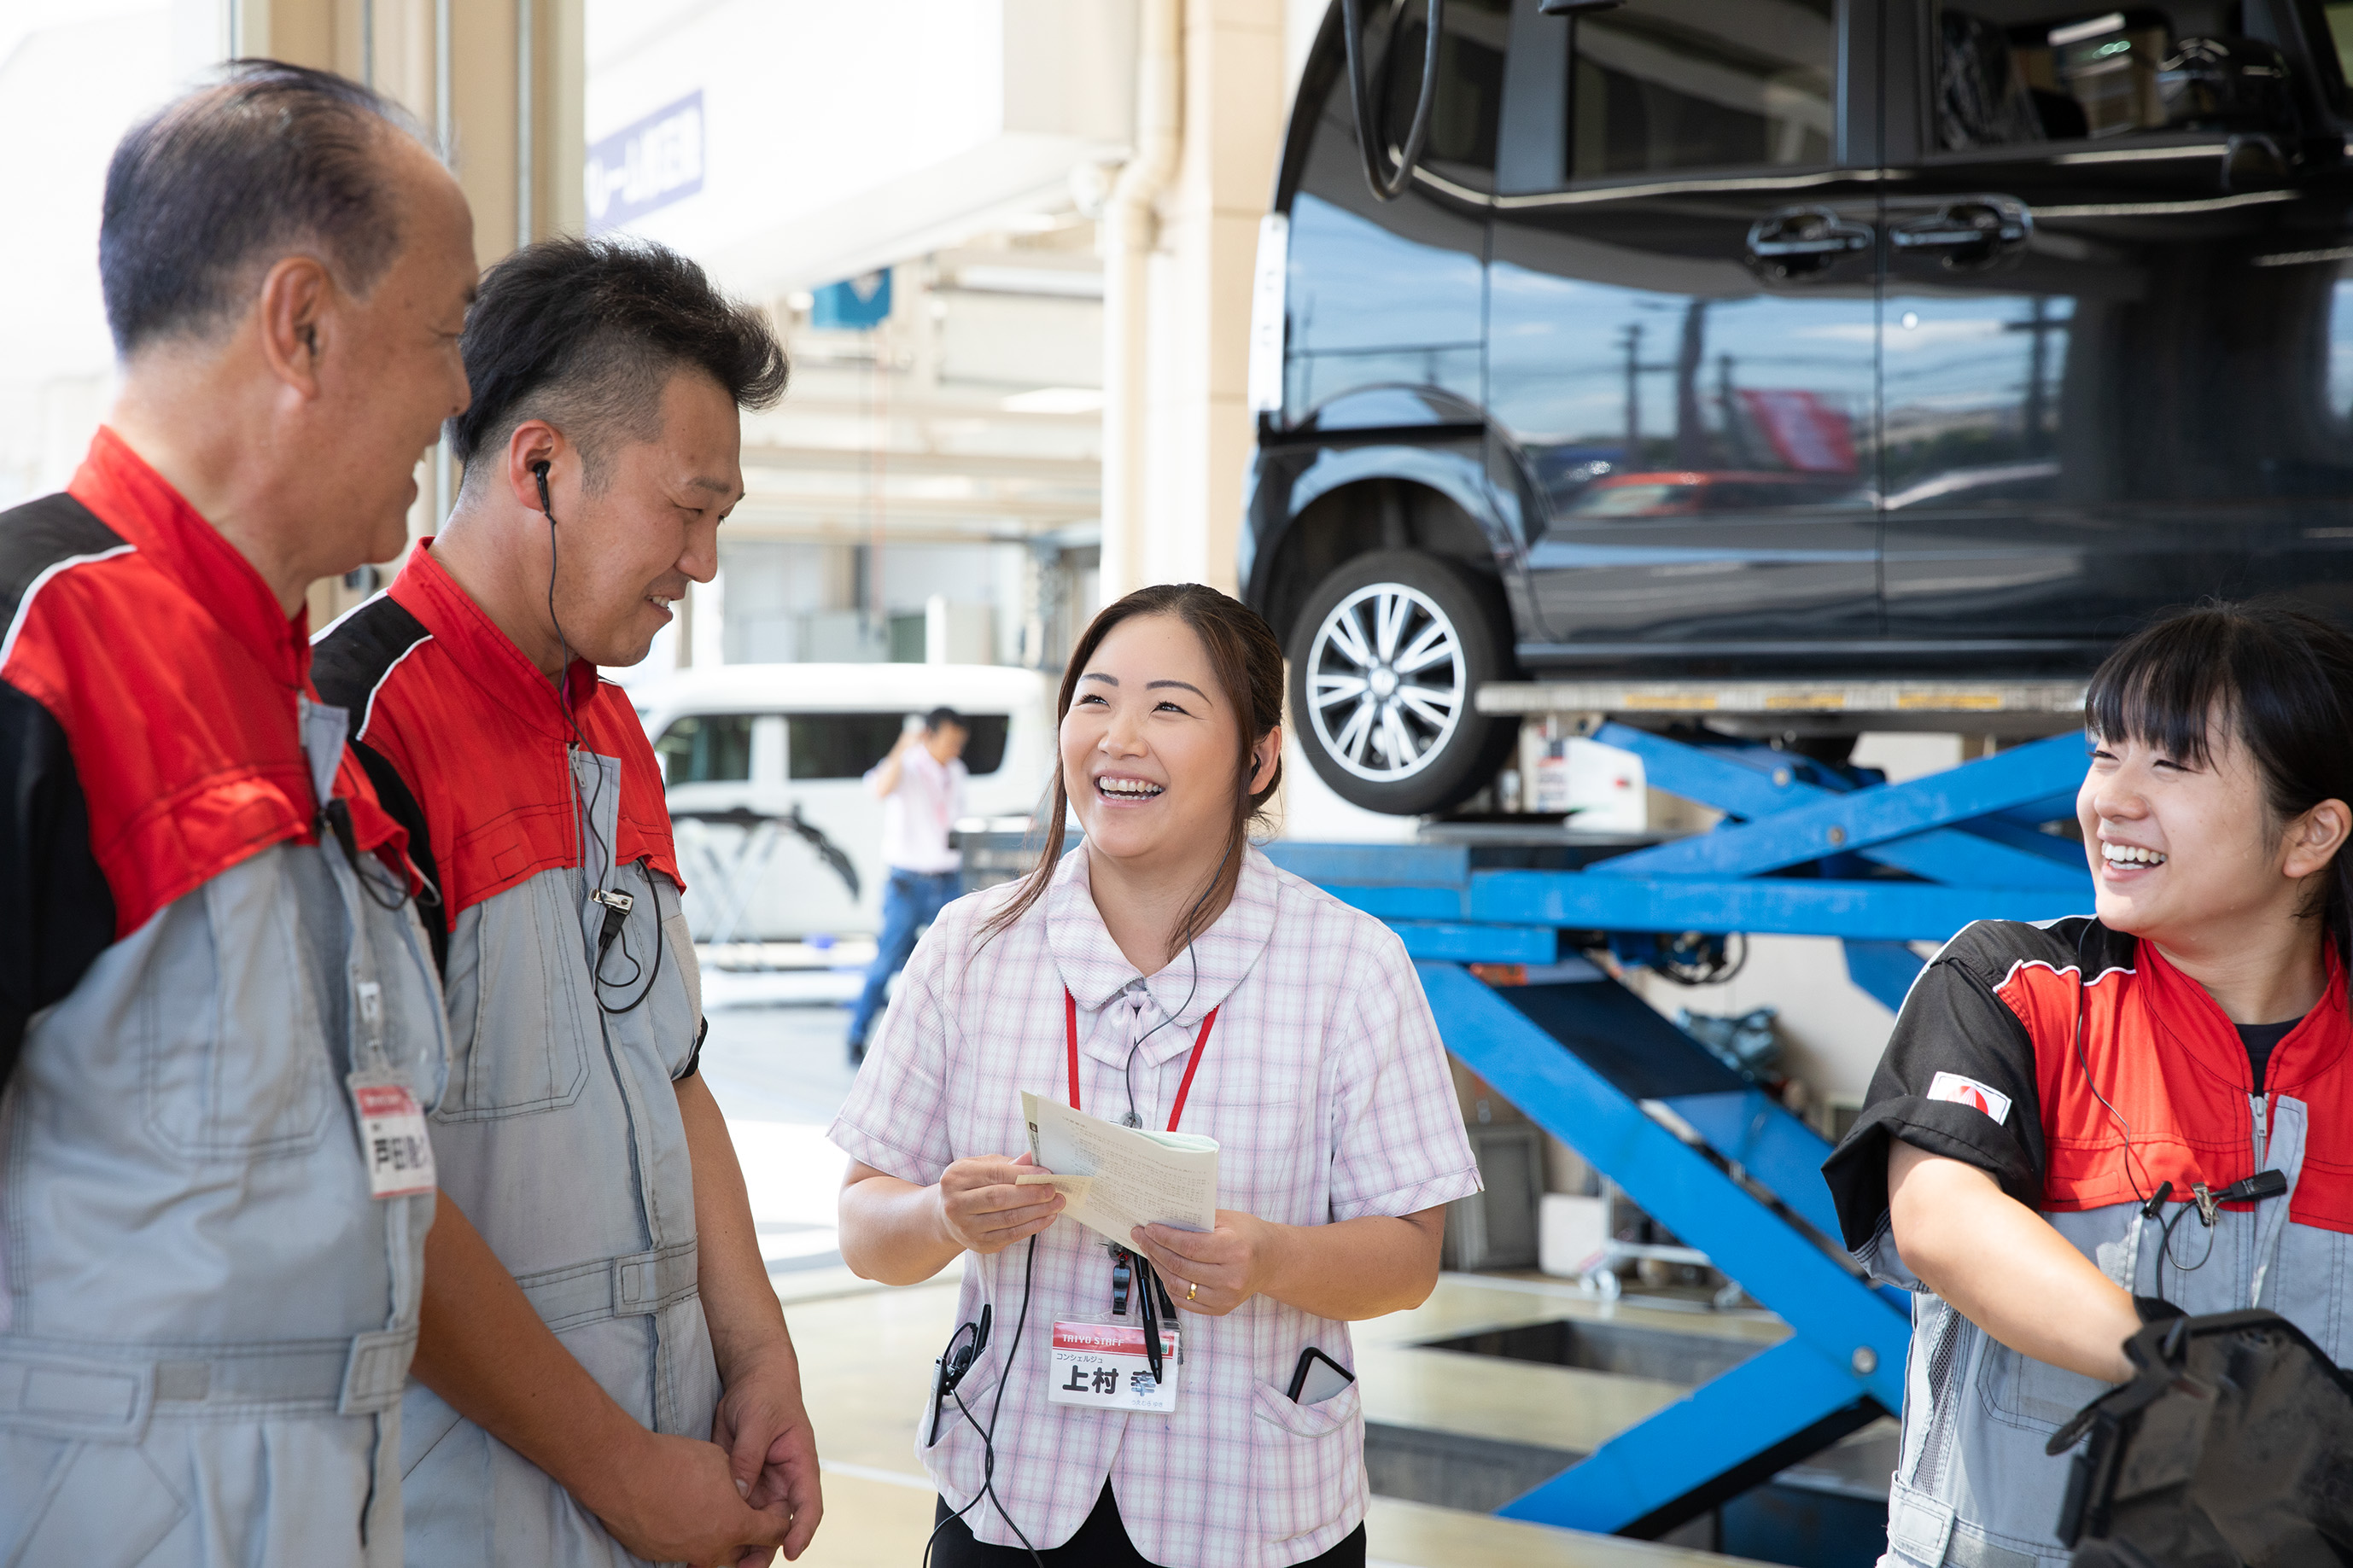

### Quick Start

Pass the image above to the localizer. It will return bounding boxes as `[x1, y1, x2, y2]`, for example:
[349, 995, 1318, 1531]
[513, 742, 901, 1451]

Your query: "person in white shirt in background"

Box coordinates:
[848, 705, 971, 1064]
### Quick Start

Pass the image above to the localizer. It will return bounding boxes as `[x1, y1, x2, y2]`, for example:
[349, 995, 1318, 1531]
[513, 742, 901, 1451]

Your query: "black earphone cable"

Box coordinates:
[322, 796, 415, 912]
[920, 1319, 994, 1558]
[1118, 831, 1239, 1128]
[590, 860, 668, 1015]
[2154, 1193, 2218, 1303]
[535, 460, 659, 1018]
[533, 462, 589, 755]
[2063, 920, 2187, 1304]
[2062, 921, 2286, 1306]
[2070, 920, 2157, 1210]
[920, 748, 1260, 1555]
[920, 1234, 1042, 1568]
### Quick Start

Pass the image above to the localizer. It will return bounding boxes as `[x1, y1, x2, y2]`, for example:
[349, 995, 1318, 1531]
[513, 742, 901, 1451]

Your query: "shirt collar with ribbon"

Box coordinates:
[1045, 840, 1279, 1074]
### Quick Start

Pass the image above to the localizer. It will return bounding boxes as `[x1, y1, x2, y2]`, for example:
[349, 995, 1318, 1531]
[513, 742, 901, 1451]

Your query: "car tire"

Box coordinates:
[1287, 550, 1520, 816]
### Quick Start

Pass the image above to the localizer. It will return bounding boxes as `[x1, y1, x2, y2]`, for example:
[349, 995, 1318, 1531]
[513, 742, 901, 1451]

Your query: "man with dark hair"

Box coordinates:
[312, 236, 818, 1566]
[846, 706, 971, 1064]
[0, 61, 473, 1566]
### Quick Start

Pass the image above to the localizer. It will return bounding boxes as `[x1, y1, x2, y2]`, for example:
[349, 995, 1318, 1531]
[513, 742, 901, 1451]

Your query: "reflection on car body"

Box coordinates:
[1882, 459, 2062, 510]
[1566, 470, 1872, 517]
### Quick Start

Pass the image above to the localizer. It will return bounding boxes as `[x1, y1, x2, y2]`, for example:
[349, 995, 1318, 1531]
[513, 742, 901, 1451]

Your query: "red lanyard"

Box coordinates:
[1064, 988, 1217, 1133]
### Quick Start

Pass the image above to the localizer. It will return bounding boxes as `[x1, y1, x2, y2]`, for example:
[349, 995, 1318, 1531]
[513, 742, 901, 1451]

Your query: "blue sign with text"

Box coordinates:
[586, 90, 704, 234]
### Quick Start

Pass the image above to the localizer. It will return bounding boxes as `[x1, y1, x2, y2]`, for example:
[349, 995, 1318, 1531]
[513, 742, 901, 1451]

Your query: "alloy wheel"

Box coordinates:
[1303, 581, 1468, 783]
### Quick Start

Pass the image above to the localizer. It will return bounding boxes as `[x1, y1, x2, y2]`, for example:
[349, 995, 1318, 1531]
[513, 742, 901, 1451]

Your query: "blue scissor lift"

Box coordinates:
[1264, 692, 2093, 1540]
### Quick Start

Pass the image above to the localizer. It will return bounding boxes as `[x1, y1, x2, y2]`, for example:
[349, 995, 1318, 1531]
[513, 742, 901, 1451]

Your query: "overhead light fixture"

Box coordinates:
[1002, 388, 1104, 414]
[954, 265, 1104, 299]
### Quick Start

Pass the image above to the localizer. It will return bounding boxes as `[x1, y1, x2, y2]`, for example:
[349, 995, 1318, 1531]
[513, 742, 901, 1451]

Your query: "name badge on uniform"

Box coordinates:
[351, 1081, 436, 1199]
[1048, 1321, 1180, 1414]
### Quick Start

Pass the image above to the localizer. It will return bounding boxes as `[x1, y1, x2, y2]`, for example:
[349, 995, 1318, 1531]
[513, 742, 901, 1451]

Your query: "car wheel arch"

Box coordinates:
[1253, 463, 1509, 645]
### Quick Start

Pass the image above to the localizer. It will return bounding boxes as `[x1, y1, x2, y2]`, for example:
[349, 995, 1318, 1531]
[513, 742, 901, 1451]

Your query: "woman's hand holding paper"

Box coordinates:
[935, 1150, 1065, 1256]
[1129, 1210, 1282, 1317]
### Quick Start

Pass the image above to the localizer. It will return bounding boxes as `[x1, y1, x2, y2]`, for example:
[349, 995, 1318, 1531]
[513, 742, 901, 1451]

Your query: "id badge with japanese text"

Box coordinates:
[1048, 1321, 1180, 1414]
[349, 1075, 436, 1199]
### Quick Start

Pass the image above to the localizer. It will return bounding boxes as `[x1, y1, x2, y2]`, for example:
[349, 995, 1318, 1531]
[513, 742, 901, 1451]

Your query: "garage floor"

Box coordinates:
[780, 1273, 1782, 1568]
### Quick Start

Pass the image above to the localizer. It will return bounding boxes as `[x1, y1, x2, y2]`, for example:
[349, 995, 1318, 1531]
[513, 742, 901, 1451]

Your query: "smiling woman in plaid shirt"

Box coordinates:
[831, 584, 1482, 1567]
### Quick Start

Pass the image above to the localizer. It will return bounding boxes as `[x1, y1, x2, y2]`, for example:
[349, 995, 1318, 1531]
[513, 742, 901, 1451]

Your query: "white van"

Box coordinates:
[631, 663, 1055, 941]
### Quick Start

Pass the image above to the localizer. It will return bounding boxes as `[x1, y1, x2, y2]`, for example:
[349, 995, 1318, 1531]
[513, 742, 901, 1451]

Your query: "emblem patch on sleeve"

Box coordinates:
[1927, 1071, 2012, 1126]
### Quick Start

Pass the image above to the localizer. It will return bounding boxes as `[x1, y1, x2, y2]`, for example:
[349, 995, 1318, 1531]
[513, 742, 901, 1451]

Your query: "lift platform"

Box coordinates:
[1478, 678, 2089, 737]
[1264, 695, 2093, 1541]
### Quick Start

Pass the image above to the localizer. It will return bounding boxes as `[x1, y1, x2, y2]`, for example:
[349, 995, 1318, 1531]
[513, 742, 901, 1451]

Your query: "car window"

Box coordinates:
[655, 714, 755, 784]
[786, 713, 1011, 780]
[1538, 0, 1836, 183]
[1932, 3, 2308, 151]
[1381, 0, 1512, 189]
[2324, 4, 2353, 108]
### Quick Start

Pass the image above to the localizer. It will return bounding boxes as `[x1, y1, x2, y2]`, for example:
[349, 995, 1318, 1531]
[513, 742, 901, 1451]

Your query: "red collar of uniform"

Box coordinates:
[67, 425, 311, 690]
[2141, 936, 2353, 1093]
[388, 539, 603, 738]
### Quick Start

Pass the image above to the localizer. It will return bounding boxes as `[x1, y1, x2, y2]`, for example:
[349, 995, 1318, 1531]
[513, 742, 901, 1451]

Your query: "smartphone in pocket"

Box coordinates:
[1287, 1346, 1355, 1406]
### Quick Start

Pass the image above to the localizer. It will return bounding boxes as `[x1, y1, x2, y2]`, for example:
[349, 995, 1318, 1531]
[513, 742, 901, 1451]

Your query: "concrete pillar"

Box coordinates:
[230, 0, 582, 262]
[1101, 0, 1286, 602]
[230, 0, 583, 626]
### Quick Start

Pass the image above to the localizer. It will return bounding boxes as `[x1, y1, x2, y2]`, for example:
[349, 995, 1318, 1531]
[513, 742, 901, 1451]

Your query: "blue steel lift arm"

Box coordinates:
[1589, 730, 2091, 886]
[1267, 721, 2097, 1540]
[1420, 964, 1907, 1537]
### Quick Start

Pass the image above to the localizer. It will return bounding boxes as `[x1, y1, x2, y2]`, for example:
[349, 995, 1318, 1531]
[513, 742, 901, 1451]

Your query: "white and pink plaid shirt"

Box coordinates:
[829, 843, 1480, 1566]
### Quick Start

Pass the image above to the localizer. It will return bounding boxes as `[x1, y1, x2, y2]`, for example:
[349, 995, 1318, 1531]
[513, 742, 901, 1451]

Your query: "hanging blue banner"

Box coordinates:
[812, 271, 893, 331]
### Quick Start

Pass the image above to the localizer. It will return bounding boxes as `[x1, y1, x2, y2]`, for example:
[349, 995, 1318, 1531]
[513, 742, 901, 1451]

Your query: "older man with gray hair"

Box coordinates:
[0, 61, 474, 1566]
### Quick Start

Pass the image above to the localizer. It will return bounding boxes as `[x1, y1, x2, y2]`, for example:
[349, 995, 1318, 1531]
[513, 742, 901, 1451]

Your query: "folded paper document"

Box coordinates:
[1019, 1091, 1218, 1246]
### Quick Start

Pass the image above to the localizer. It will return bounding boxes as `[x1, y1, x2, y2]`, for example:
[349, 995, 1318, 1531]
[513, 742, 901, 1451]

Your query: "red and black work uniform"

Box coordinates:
[1823, 916, 2353, 1568]
[312, 539, 715, 1566]
[0, 428, 447, 1568]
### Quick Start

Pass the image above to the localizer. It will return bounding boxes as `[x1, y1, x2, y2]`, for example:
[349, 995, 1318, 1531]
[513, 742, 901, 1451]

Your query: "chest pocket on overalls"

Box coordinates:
[441, 870, 594, 1120]
[139, 848, 338, 1157]
[1977, 1338, 2110, 1431]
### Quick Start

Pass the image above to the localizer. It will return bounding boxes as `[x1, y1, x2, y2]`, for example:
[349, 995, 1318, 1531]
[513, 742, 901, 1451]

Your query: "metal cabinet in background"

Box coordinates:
[1443, 1122, 1547, 1270]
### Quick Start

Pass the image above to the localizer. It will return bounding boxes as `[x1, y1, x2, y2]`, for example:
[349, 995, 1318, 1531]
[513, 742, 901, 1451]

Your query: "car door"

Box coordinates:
[1488, 0, 1883, 662]
[1879, 0, 2353, 657]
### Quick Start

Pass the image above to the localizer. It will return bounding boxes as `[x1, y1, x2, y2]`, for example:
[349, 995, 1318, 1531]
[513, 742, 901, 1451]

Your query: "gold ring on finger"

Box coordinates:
[1188, 1280, 1198, 1301]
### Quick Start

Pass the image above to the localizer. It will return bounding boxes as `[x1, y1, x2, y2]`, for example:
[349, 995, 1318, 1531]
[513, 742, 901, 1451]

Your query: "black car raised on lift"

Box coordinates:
[1245, 0, 2353, 813]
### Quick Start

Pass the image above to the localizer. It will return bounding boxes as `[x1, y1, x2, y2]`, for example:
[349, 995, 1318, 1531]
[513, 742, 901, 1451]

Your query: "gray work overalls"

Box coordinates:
[0, 700, 448, 1566]
[394, 746, 716, 1566]
[1865, 1087, 2350, 1565]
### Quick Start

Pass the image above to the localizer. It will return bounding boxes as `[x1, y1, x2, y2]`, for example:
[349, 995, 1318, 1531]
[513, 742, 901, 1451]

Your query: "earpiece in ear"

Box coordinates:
[531, 459, 552, 519]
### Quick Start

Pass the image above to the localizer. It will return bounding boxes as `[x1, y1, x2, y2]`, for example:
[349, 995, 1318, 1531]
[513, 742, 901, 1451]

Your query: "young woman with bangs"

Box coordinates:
[1825, 602, 2353, 1568]
[829, 585, 1480, 1567]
